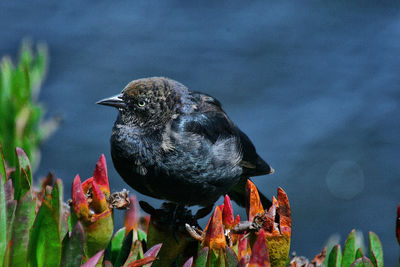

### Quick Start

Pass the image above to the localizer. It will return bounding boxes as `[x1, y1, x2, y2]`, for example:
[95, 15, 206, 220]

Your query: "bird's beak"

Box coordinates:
[96, 94, 126, 109]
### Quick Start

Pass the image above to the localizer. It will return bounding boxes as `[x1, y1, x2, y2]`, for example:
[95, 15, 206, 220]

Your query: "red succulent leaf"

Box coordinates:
[91, 180, 108, 213]
[202, 206, 226, 251]
[246, 180, 264, 221]
[124, 195, 140, 234]
[277, 187, 291, 236]
[92, 154, 110, 195]
[249, 229, 270, 267]
[397, 204, 400, 245]
[72, 175, 89, 219]
[126, 256, 156, 267]
[222, 195, 235, 229]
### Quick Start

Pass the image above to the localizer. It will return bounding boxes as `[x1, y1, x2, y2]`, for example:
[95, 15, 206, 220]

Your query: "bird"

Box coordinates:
[97, 77, 274, 209]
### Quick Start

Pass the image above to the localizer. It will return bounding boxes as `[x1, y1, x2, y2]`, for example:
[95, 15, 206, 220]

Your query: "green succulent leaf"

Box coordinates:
[355, 248, 364, 260]
[28, 199, 61, 267]
[195, 247, 209, 267]
[137, 228, 147, 243]
[9, 190, 35, 267]
[0, 177, 6, 264]
[52, 179, 68, 238]
[342, 229, 356, 267]
[114, 230, 133, 267]
[61, 222, 85, 267]
[108, 227, 126, 264]
[368, 232, 383, 267]
[6, 200, 16, 243]
[328, 244, 342, 267]
[0, 43, 53, 173]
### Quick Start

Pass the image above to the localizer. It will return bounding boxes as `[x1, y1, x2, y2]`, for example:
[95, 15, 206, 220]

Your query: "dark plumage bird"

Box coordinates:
[97, 77, 273, 208]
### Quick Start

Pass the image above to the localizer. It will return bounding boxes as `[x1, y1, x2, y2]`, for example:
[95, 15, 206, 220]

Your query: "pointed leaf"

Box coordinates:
[249, 229, 270, 267]
[201, 206, 226, 250]
[114, 230, 133, 267]
[277, 187, 291, 235]
[92, 154, 110, 195]
[61, 222, 85, 267]
[71, 175, 89, 220]
[182, 257, 193, 267]
[91, 180, 107, 213]
[246, 180, 264, 221]
[195, 247, 209, 267]
[222, 195, 235, 229]
[368, 232, 383, 267]
[342, 229, 356, 267]
[110, 228, 126, 264]
[143, 243, 162, 259]
[139, 243, 161, 267]
[28, 199, 61, 267]
[328, 244, 342, 267]
[350, 256, 374, 267]
[355, 248, 363, 260]
[81, 250, 104, 267]
[137, 229, 147, 243]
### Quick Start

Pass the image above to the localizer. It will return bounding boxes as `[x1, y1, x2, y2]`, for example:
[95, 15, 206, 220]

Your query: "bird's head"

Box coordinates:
[97, 77, 183, 130]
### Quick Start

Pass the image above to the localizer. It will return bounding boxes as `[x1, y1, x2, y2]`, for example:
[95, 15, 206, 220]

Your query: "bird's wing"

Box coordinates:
[172, 92, 273, 177]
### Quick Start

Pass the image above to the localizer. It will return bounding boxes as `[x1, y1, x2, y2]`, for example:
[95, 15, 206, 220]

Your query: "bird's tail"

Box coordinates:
[227, 178, 272, 209]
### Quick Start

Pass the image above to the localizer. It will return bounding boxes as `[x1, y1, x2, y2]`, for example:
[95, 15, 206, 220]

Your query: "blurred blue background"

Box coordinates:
[1, 0, 399, 264]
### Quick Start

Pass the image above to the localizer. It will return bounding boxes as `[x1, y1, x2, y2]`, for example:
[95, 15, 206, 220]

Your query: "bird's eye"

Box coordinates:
[138, 100, 146, 107]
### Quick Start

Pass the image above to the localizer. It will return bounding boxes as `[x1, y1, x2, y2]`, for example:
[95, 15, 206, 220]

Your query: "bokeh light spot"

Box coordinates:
[326, 160, 364, 200]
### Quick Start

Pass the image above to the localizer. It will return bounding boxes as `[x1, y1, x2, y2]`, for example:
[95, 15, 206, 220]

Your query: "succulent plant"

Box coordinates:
[182, 180, 292, 267]
[289, 229, 383, 267]
[0, 43, 59, 172]
[0, 146, 162, 267]
[0, 144, 390, 267]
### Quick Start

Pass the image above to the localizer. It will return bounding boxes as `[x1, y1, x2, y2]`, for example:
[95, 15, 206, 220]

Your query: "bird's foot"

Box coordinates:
[139, 201, 201, 242]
